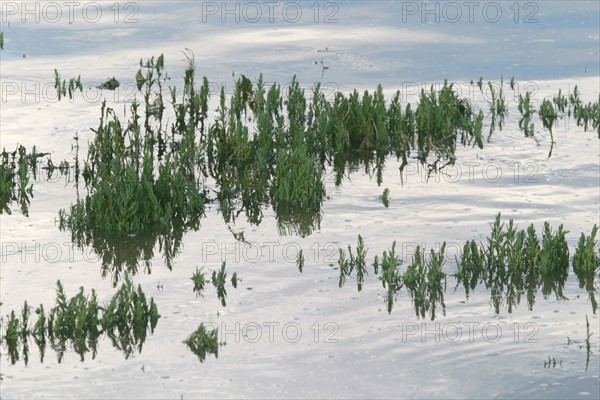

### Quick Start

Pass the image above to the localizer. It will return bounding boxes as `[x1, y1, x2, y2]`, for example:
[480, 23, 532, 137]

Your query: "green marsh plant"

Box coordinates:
[184, 324, 220, 362]
[190, 264, 239, 304]
[0, 145, 53, 216]
[403, 244, 447, 320]
[379, 188, 390, 207]
[297, 250, 305, 273]
[517, 91, 535, 137]
[53, 69, 83, 101]
[191, 267, 207, 297]
[378, 241, 403, 313]
[573, 226, 600, 313]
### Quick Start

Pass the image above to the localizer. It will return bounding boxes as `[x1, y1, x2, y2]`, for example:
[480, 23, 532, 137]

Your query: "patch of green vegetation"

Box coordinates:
[54, 69, 83, 100]
[378, 241, 403, 313]
[184, 324, 220, 362]
[455, 213, 569, 314]
[1, 274, 159, 365]
[191, 267, 207, 297]
[573, 226, 600, 313]
[337, 235, 368, 291]
[59, 54, 207, 238]
[403, 243, 447, 320]
[517, 85, 600, 153]
[190, 264, 239, 304]
[211, 262, 237, 307]
[517, 91, 535, 137]
[0, 145, 56, 216]
[296, 249, 304, 273]
[97, 77, 120, 90]
[58, 55, 500, 244]
[0, 31, 4, 50]
[479, 77, 508, 140]
[334, 214, 596, 318]
[379, 188, 390, 207]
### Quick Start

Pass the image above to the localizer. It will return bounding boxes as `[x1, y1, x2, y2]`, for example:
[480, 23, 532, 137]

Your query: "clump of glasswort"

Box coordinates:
[455, 213, 570, 314]
[57, 55, 495, 244]
[0, 145, 54, 216]
[474, 76, 508, 140]
[337, 235, 368, 291]
[296, 249, 305, 273]
[1, 145, 34, 216]
[338, 236, 446, 317]
[403, 243, 447, 320]
[572, 225, 600, 313]
[0, 274, 159, 365]
[183, 324, 221, 362]
[191, 263, 240, 305]
[377, 241, 403, 313]
[518, 91, 535, 137]
[59, 53, 207, 236]
[379, 188, 390, 207]
[58, 54, 208, 283]
[53, 69, 83, 101]
[191, 267, 207, 297]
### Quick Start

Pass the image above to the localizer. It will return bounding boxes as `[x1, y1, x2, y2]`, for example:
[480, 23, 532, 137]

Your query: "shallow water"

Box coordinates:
[1, 1, 599, 399]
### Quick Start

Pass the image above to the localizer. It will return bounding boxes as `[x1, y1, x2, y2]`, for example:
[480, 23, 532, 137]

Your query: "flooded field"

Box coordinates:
[1, 1, 599, 399]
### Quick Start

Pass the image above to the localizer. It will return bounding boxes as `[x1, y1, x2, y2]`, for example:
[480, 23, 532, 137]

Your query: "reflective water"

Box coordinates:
[1, 1, 599, 398]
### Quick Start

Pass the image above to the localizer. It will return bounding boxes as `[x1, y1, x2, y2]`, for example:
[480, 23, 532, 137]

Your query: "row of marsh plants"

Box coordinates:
[517, 86, 599, 156]
[469, 76, 599, 140]
[336, 235, 448, 319]
[332, 214, 599, 319]
[0, 274, 159, 365]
